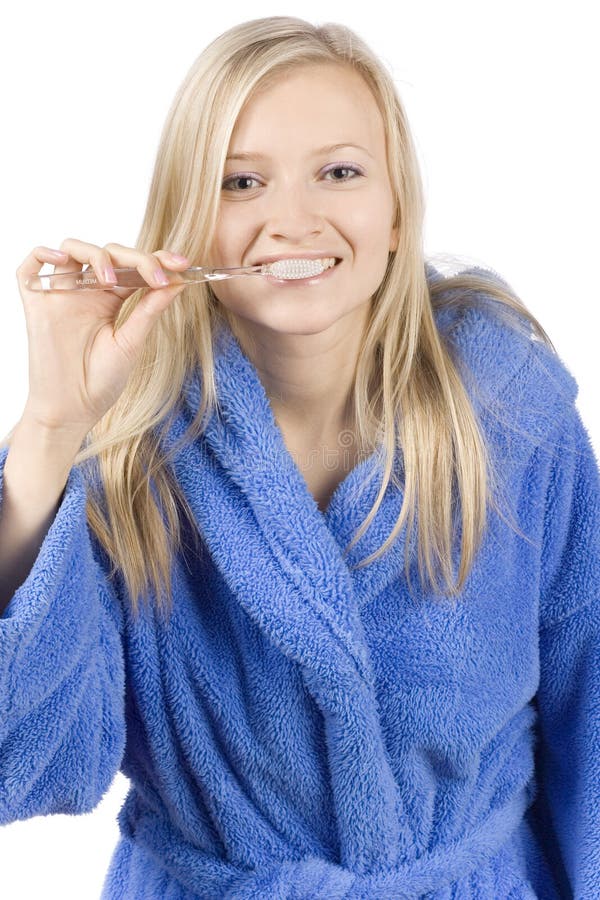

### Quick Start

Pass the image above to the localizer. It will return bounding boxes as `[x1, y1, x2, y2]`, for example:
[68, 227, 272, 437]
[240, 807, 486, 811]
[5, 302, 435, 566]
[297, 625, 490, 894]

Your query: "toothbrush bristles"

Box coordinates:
[261, 257, 336, 279]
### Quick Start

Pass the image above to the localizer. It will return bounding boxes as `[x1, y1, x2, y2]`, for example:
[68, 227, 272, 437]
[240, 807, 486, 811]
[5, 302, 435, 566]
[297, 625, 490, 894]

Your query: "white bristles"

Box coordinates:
[261, 257, 336, 279]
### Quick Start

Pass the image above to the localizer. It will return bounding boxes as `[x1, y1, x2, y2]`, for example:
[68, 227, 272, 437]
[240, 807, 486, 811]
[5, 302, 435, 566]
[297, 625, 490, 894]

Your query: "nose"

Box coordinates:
[263, 181, 325, 241]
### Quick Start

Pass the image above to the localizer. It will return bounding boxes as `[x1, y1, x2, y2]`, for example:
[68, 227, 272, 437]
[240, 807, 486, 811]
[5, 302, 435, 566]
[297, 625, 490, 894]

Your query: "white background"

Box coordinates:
[1, 1, 598, 897]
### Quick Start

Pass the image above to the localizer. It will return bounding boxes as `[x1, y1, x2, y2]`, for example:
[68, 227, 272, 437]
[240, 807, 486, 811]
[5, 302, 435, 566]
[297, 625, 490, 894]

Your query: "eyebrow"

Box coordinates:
[225, 142, 374, 162]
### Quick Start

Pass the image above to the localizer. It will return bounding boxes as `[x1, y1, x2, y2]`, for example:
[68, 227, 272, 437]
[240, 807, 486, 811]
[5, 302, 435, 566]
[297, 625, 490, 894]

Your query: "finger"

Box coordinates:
[35, 238, 167, 291]
[103, 242, 189, 290]
[16, 245, 71, 289]
[52, 238, 152, 290]
[152, 249, 191, 273]
[111, 281, 188, 360]
[56, 237, 114, 285]
[151, 249, 190, 268]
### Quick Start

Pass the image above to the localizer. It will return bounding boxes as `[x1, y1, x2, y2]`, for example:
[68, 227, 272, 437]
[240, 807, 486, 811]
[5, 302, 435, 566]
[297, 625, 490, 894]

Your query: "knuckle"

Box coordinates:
[149, 250, 166, 267]
[16, 252, 34, 276]
[93, 253, 109, 274]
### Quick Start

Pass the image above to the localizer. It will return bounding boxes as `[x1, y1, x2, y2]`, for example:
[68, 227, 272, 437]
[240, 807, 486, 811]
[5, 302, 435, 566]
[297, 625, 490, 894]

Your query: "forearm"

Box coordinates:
[0, 416, 86, 615]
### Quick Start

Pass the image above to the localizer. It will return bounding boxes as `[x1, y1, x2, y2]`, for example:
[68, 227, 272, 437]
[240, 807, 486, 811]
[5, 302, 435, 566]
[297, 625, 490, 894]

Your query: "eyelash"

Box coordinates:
[222, 163, 364, 192]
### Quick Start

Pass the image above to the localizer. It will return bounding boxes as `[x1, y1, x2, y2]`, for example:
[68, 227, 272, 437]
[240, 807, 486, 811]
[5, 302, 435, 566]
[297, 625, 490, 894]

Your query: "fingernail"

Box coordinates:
[105, 266, 117, 282]
[168, 253, 188, 263]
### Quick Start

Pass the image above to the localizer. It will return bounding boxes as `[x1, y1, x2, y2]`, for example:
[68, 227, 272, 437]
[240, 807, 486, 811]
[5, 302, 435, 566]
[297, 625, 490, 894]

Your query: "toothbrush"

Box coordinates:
[24, 257, 337, 292]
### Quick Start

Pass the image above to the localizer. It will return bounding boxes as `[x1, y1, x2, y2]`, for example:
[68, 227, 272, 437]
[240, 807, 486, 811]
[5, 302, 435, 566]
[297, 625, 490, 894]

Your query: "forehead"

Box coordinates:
[229, 64, 386, 156]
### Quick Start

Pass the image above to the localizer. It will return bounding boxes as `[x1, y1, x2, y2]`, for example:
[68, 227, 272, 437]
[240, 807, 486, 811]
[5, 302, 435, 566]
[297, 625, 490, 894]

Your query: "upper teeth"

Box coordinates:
[261, 257, 336, 279]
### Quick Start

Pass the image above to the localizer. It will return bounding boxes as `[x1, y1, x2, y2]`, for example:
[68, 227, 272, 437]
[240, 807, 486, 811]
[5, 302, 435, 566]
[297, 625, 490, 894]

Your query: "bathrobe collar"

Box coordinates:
[161, 276, 551, 871]
[169, 267, 533, 690]
[176, 320, 403, 683]
[168, 321, 418, 868]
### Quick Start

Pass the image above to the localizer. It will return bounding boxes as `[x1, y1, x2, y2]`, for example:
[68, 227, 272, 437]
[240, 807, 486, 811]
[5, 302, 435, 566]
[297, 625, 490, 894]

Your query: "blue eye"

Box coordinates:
[222, 163, 364, 191]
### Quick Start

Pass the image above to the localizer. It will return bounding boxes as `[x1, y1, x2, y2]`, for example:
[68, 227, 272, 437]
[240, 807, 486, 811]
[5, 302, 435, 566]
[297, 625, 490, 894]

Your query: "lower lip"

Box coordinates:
[262, 259, 341, 285]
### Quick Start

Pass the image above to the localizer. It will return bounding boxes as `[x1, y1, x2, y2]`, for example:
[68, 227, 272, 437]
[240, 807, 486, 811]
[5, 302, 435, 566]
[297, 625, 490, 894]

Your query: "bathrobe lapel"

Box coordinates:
[165, 323, 416, 869]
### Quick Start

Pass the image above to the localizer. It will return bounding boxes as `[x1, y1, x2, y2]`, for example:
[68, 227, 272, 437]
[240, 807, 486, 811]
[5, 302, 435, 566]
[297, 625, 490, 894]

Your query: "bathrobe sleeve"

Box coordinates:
[531, 398, 600, 898]
[0, 445, 126, 824]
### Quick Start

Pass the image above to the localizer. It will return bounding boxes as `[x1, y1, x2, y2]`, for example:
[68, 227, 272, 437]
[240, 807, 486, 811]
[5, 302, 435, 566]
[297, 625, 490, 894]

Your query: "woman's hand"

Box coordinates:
[15, 238, 190, 437]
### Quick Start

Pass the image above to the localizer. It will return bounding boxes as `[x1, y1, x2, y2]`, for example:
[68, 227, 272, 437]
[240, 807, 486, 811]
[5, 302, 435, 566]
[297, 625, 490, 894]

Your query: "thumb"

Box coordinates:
[112, 282, 187, 361]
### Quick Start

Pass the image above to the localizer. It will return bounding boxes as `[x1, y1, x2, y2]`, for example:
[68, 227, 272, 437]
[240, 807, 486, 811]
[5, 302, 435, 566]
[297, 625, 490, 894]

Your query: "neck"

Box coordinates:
[226, 316, 367, 443]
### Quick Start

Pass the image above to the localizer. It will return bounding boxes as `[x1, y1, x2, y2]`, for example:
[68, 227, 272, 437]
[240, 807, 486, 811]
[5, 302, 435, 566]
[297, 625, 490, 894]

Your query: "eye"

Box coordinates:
[221, 163, 364, 192]
[322, 164, 364, 182]
[222, 174, 261, 192]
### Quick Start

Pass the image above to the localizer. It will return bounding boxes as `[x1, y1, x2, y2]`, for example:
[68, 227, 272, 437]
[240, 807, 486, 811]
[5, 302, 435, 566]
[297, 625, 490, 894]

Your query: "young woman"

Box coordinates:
[1, 16, 598, 899]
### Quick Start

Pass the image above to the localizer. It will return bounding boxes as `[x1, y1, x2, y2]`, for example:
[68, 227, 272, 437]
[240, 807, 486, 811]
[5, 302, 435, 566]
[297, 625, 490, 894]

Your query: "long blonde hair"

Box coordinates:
[3, 17, 554, 618]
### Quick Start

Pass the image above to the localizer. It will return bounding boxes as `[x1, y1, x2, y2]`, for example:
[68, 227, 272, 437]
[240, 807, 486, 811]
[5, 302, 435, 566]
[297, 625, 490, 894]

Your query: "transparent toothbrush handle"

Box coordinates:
[23, 266, 240, 292]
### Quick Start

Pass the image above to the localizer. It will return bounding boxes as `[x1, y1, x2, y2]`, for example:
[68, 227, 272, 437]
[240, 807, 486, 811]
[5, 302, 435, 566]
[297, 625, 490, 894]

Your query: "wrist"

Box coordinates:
[16, 412, 88, 456]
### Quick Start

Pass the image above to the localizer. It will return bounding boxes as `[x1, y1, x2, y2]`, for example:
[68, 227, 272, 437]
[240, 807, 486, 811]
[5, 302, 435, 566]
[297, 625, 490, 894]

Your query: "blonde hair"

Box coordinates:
[3, 17, 554, 618]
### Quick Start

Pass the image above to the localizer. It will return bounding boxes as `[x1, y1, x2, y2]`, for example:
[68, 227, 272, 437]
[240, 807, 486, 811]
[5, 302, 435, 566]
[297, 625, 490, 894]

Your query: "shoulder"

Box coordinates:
[428, 262, 579, 450]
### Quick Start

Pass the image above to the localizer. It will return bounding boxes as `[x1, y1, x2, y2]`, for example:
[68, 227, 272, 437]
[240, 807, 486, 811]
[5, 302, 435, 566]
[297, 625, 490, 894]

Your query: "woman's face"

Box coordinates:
[208, 63, 399, 339]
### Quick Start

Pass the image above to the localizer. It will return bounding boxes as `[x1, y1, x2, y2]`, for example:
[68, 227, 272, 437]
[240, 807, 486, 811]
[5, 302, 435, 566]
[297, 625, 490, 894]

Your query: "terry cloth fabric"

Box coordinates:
[1, 264, 599, 899]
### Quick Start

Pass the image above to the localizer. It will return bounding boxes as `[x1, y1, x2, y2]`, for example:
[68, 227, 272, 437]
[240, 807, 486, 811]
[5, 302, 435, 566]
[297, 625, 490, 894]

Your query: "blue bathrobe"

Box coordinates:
[1, 265, 599, 898]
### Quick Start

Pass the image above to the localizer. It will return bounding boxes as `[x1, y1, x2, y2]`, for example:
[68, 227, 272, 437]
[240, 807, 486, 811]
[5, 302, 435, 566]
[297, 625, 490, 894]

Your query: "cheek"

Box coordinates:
[210, 208, 245, 262]
[343, 195, 392, 247]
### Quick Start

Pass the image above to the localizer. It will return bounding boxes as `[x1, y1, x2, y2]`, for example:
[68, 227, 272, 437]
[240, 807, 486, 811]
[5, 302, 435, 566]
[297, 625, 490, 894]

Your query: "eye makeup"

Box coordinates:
[222, 162, 365, 191]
